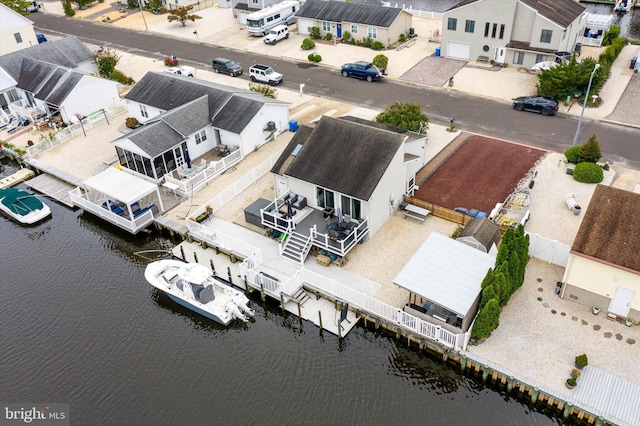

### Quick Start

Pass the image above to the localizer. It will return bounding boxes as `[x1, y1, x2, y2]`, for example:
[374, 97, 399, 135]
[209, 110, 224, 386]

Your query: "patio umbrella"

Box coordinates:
[337, 207, 343, 223]
[286, 198, 293, 219]
[185, 150, 191, 168]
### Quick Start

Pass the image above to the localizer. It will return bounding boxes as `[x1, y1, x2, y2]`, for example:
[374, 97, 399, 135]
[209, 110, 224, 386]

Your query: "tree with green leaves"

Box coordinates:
[536, 57, 606, 101]
[167, 6, 201, 27]
[0, 0, 31, 15]
[472, 298, 500, 339]
[95, 48, 121, 78]
[375, 102, 429, 134]
[71, 0, 93, 10]
[145, 0, 162, 14]
[62, 0, 75, 16]
[480, 284, 496, 310]
[579, 135, 602, 163]
[493, 271, 510, 306]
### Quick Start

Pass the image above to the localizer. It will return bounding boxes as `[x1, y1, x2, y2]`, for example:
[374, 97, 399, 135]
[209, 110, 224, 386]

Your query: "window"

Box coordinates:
[484, 22, 490, 37]
[267, 16, 273, 22]
[316, 187, 335, 209]
[251, 0, 258, 4]
[491, 23, 497, 38]
[140, 104, 148, 118]
[340, 195, 362, 220]
[322, 21, 331, 32]
[499, 24, 505, 40]
[513, 51, 524, 65]
[447, 18, 457, 31]
[273, 13, 280, 19]
[367, 27, 377, 39]
[195, 130, 207, 145]
[465, 20, 475, 33]
[14, 33, 23, 43]
[350, 25, 358, 34]
[540, 30, 552, 43]
[535, 54, 548, 63]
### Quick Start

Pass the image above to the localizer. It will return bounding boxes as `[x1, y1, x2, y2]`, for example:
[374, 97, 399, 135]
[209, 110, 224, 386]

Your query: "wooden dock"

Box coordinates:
[0, 168, 35, 189]
[26, 173, 76, 207]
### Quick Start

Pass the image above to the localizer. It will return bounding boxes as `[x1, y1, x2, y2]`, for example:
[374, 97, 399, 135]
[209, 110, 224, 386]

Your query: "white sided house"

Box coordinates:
[0, 36, 99, 122]
[0, 3, 38, 56]
[440, 0, 586, 68]
[263, 115, 426, 263]
[295, 0, 413, 48]
[561, 185, 640, 324]
[116, 72, 290, 183]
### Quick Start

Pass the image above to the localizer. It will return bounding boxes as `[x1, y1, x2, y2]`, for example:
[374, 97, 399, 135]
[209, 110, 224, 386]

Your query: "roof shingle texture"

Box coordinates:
[296, 0, 403, 27]
[571, 185, 640, 273]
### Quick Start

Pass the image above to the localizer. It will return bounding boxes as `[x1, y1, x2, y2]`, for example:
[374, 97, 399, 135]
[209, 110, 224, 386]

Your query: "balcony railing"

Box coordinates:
[311, 217, 369, 257]
[163, 148, 243, 195]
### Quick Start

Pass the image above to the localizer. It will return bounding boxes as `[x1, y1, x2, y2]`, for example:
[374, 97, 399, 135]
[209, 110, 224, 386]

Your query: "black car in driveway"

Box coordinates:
[512, 95, 559, 116]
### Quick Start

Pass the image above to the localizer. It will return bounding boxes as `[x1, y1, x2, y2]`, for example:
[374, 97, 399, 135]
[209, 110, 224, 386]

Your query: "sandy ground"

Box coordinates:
[7, 2, 639, 400]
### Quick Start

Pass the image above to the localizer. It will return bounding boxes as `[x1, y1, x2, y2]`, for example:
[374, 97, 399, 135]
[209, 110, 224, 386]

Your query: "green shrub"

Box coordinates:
[125, 117, 139, 129]
[362, 37, 373, 48]
[309, 27, 321, 39]
[472, 298, 500, 339]
[564, 146, 581, 163]
[301, 38, 315, 50]
[371, 41, 384, 50]
[372, 54, 388, 71]
[575, 354, 588, 368]
[579, 135, 602, 163]
[599, 37, 627, 68]
[248, 83, 277, 99]
[573, 162, 604, 183]
[95, 48, 121, 77]
[62, 0, 75, 16]
[342, 31, 351, 42]
[110, 69, 135, 85]
[307, 53, 322, 63]
[399, 33, 407, 42]
[601, 25, 621, 46]
[324, 33, 332, 41]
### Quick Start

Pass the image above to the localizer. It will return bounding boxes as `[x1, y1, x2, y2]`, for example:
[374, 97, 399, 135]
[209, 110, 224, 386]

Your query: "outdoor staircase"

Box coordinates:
[281, 231, 312, 264]
[291, 286, 311, 306]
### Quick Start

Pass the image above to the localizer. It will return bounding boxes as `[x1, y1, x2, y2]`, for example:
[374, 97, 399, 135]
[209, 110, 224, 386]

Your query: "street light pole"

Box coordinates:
[571, 63, 600, 147]
[138, 0, 148, 31]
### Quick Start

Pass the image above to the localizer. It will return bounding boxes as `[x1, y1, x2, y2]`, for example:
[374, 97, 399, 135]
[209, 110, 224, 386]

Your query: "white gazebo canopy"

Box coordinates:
[83, 167, 160, 206]
[393, 232, 496, 317]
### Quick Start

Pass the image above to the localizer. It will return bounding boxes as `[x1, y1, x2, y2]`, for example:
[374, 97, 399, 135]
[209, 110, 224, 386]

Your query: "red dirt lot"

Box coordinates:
[415, 135, 546, 214]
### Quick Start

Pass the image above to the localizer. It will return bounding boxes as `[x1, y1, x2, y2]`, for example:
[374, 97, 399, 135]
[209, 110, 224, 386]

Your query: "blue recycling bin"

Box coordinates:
[435, 47, 441, 57]
[289, 120, 298, 132]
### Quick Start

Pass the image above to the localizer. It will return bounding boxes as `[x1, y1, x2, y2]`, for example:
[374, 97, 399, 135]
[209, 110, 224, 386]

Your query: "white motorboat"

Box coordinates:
[614, 0, 632, 13]
[145, 259, 255, 325]
[0, 187, 51, 224]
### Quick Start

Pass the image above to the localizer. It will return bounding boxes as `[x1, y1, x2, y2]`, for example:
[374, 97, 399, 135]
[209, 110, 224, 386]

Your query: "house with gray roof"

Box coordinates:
[115, 72, 290, 183]
[440, 0, 586, 68]
[264, 115, 426, 262]
[0, 36, 100, 122]
[295, 0, 412, 47]
[0, 3, 38, 56]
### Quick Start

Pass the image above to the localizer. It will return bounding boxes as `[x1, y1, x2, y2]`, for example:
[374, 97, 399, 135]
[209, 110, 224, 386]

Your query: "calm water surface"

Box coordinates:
[1, 159, 567, 425]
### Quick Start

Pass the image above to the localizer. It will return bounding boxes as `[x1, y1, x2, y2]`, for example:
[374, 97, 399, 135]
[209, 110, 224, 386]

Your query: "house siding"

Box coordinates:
[562, 255, 640, 318]
[367, 147, 406, 238]
[60, 76, 120, 122]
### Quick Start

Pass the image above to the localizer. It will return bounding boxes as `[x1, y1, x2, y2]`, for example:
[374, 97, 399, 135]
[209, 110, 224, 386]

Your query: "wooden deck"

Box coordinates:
[25, 173, 75, 207]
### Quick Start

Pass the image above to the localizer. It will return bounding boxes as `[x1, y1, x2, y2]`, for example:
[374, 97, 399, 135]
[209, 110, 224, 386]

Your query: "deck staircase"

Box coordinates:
[281, 231, 313, 264]
[290, 286, 311, 306]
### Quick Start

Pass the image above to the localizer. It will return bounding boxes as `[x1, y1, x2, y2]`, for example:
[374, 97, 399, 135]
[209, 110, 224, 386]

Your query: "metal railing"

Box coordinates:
[26, 101, 127, 157]
[310, 218, 370, 257]
[163, 148, 243, 195]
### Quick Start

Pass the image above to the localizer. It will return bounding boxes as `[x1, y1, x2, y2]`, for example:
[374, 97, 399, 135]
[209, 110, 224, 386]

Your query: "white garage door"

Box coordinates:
[298, 19, 314, 35]
[447, 41, 470, 60]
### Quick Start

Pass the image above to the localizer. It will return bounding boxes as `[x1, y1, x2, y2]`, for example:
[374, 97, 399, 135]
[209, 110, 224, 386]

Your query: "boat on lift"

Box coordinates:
[0, 187, 51, 224]
[614, 0, 632, 13]
[145, 259, 255, 326]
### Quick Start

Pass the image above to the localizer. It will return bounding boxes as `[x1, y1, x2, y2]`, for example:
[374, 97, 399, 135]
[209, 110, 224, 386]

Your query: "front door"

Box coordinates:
[174, 146, 184, 168]
[276, 179, 288, 199]
[337, 24, 342, 38]
[494, 46, 506, 64]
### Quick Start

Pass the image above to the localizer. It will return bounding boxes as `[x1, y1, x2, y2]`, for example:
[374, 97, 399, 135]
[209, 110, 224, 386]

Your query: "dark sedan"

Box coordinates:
[512, 95, 559, 116]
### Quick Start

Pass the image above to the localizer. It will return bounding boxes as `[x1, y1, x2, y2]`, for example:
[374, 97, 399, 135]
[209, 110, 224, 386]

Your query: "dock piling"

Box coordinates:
[227, 267, 232, 284]
[531, 387, 539, 404]
[180, 246, 185, 260]
[318, 310, 323, 330]
[564, 403, 573, 419]
[193, 252, 198, 263]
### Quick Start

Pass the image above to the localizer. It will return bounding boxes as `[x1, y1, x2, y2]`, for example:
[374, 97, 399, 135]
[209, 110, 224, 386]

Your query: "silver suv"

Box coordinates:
[249, 64, 283, 86]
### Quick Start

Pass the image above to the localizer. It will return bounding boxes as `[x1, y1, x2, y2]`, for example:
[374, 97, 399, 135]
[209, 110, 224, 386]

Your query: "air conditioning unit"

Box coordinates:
[266, 121, 276, 131]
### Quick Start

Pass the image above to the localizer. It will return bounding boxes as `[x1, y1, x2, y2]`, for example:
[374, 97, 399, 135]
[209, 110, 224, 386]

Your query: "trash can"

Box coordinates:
[631, 56, 638, 70]
[288, 120, 298, 132]
[435, 47, 441, 57]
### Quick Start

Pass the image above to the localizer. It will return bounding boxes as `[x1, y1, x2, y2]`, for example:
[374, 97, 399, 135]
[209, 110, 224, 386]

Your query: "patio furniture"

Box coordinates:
[293, 196, 306, 210]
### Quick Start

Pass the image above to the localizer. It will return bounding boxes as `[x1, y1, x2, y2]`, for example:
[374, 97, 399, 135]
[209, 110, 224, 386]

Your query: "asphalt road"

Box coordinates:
[29, 13, 640, 169]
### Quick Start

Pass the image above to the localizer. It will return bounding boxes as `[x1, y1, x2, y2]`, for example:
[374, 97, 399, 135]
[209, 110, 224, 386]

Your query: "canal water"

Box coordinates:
[0, 159, 567, 425]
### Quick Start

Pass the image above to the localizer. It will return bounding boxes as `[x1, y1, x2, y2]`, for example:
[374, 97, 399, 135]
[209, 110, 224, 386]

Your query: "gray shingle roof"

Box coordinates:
[296, 0, 403, 28]
[127, 121, 185, 158]
[16, 58, 56, 93]
[448, 0, 584, 28]
[124, 72, 286, 133]
[458, 217, 502, 251]
[0, 36, 94, 82]
[158, 96, 211, 138]
[33, 65, 84, 106]
[273, 115, 404, 201]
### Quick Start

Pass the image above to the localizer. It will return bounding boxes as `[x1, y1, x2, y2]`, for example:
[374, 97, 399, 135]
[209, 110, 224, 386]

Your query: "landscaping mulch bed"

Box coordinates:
[414, 135, 546, 214]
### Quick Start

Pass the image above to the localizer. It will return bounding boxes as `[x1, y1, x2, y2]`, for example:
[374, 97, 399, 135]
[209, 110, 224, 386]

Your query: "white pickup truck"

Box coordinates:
[164, 66, 196, 77]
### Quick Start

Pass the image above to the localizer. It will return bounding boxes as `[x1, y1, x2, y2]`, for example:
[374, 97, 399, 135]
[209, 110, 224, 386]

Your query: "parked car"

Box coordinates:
[512, 95, 558, 116]
[36, 33, 47, 44]
[263, 25, 290, 45]
[249, 64, 283, 85]
[164, 66, 196, 77]
[340, 61, 384, 82]
[24, 1, 40, 12]
[212, 57, 243, 77]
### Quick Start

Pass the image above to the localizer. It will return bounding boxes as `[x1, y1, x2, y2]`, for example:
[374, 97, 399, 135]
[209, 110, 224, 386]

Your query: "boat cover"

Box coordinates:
[0, 188, 44, 215]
